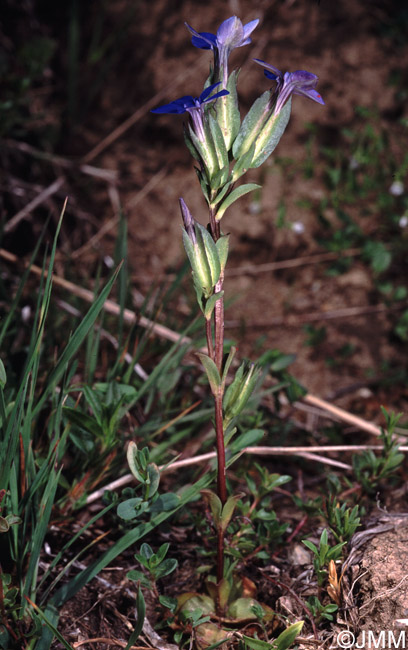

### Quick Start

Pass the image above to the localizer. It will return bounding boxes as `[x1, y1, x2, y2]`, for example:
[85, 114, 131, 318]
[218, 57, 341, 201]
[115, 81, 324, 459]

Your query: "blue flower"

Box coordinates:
[151, 83, 228, 115]
[186, 16, 259, 85]
[254, 59, 325, 115]
[151, 82, 229, 140]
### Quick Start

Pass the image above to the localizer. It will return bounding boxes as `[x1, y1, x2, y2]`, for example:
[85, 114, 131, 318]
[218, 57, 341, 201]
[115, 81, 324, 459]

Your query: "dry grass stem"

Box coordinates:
[226, 248, 362, 276]
[225, 302, 404, 329]
[5, 176, 65, 234]
[85, 443, 408, 505]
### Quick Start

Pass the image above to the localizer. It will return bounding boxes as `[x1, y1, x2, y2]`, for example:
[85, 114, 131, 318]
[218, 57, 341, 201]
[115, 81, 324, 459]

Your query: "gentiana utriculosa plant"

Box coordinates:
[152, 15, 324, 615]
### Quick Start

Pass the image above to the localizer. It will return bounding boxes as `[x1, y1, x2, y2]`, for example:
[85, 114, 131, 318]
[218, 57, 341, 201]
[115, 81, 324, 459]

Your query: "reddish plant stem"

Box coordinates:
[214, 392, 227, 507]
[214, 276, 224, 372]
[205, 318, 214, 361]
[209, 211, 227, 587]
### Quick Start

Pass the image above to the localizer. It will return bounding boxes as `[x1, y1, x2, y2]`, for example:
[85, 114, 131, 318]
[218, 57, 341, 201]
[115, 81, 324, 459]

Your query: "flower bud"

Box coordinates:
[223, 360, 261, 425]
[180, 199, 221, 298]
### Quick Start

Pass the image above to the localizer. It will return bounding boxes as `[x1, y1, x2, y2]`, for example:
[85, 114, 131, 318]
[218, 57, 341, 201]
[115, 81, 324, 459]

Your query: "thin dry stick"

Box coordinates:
[71, 165, 168, 260]
[85, 443, 408, 505]
[225, 302, 403, 329]
[0, 246, 384, 438]
[5, 176, 65, 234]
[136, 247, 363, 284]
[82, 52, 211, 164]
[0, 248, 188, 346]
[303, 394, 382, 437]
[73, 639, 145, 649]
[226, 248, 362, 276]
[4, 139, 118, 183]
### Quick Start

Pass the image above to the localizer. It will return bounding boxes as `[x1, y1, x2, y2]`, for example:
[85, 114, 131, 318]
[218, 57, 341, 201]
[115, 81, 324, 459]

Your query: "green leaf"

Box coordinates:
[123, 587, 145, 650]
[0, 360, 6, 388]
[139, 543, 154, 560]
[216, 183, 261, 221]
[250, 99, 292, 168]
[231, 143, 256, 183]
[228, 598, 259, 621]
[204, 291, 224, 321]
[223, 362, 245, 413]
[195, 222, 221, 286]
[229, 428, 265, 452]
[209, 113, 229, 170]
[62, 407, 103, 438]
[146, 463, 160, 498]
[126, 570, 151, 589]
[270, 353, 296, 372]
[302, 539, 318, 555]
[155, 558, 178, 579]
[155, 542, 170, 564]
[196, 352, 221, 395]
[363, 240, 392, 274]
[210, 181, 232, 210]
[275, 621, 304, 650]
[215, 70, 241, 150]
[210, 164, 230, 190]
[201, 489, 222, 528]
[182, 228, 213, 296]
[195, 167, 210, 200]
[159, 595, 177, 612]
[242, 635, 272, 650]
[149, 492, 180, 513]
[189, 124, 218, 179]
[218, 578, 231, 611]
[232, 91, 271, 160]
[221, 345, 236, 388]
[117, 498, 148, 521]
[127, 441, 143, 482]
[184, 126, 201, 162]
[215, 234, 229, 271]
[220, 493, 243, 532]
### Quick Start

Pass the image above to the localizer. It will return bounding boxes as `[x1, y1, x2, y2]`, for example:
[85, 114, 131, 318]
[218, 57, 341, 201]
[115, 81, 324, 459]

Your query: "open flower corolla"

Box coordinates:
[254, 59, 325, 115]
[151, 82, 229, 141]
[151, 83, 229, 115]
[186, 16, 259, 85]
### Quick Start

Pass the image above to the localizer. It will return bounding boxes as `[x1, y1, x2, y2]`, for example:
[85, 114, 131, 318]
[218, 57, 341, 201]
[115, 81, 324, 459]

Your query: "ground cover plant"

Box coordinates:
[1, 1, 408, 649]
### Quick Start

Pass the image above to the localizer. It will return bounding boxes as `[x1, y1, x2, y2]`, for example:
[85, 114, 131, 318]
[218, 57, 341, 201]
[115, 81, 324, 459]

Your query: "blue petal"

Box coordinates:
[216, 16, 243, 48]
[185, 23, 216, 49]
[253, 59, 282, 78]
[202, 89, 229, 104]
[264, 70, 279, 81]
[191, 35, 213, 49]
[242, 19, 259, 41]
[199, 82, 222, 102]
[151, 95, 195, 114]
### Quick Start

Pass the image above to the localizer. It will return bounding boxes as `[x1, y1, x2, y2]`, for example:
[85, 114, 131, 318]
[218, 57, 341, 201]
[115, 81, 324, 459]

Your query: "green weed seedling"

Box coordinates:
[63, 381, 139, 455]
[302, 529, 345, 588]
[352, 409, 404, 495]
[306, 596, 338, 623]
[127, 542, 178, 597]
[225, 466, 291, 562]
[241, 621, 304, 650]
[324, 497, 361, 544]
